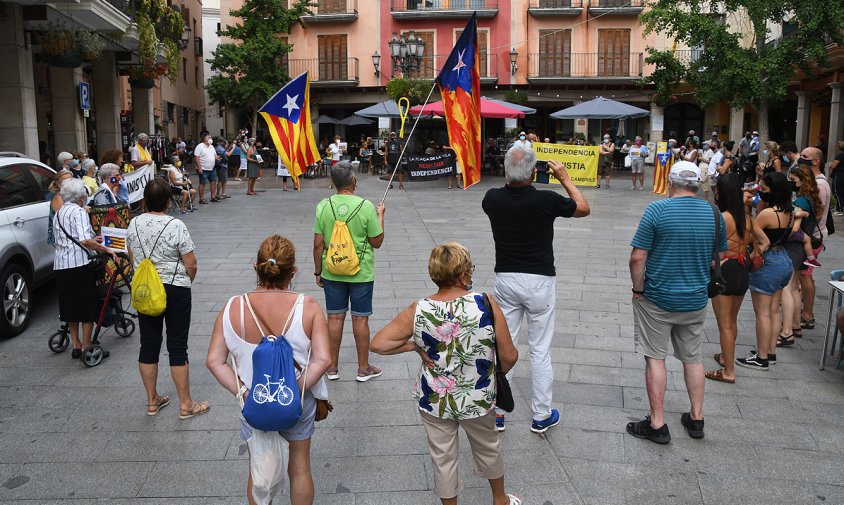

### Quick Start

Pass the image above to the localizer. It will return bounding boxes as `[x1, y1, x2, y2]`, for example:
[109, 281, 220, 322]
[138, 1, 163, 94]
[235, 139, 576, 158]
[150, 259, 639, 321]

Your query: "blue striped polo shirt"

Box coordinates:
[631, 197, 727, 312]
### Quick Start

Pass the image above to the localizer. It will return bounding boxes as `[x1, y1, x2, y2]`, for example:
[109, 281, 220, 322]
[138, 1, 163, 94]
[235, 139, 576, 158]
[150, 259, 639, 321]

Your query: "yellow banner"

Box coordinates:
[532, 142, 600, 186]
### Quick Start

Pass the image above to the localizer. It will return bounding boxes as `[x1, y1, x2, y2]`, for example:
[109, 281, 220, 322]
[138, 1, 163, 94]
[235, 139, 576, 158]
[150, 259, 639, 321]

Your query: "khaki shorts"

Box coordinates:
[701, 170, 711, 192]
[632, 297, 705, 363]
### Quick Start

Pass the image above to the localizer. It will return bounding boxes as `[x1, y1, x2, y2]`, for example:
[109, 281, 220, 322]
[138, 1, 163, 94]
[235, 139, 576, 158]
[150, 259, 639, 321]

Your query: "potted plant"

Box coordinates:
[40, 23, 81, 68]
[76, 31, 105, 62]
[133, 0, 183, 84]
[503, 89, 528, 105]
[385, 78, 429, 106]
[128, 63, 167, 88]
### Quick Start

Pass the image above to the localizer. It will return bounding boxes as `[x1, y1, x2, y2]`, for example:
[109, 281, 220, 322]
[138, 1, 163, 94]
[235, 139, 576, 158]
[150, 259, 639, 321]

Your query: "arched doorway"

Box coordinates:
[664, 103, 704, 143]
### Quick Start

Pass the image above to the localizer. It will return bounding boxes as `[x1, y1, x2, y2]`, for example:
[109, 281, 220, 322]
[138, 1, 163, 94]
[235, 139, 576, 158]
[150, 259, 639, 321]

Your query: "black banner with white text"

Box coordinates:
[407, 152, 456, 180]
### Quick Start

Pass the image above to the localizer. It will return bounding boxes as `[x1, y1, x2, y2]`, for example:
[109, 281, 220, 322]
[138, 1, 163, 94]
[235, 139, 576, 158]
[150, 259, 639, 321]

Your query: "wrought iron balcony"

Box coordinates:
[528, 52, 643, 82]
[285, 57, 359, 87]
[588, 0, 644, 15]
[392, 53, 498, 83]
[390, 0, 498, 19]
[528, 0, 584, 17]
[303, 0, 358, 24]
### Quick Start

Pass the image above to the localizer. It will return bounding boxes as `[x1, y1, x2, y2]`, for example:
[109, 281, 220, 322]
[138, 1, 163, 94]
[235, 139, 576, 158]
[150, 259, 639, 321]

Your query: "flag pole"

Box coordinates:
[380, 82, 438, 204]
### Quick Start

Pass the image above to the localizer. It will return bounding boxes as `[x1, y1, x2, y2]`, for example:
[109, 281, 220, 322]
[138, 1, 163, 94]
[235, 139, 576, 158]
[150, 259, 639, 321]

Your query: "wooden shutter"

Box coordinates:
[318, 34, 348, 80]
[456, 29, 488, 77]
[319, 0, 343, 14]
[401, 31, 434, 78]
[538, 29, 571, 76]
[597, 29, 630, 76]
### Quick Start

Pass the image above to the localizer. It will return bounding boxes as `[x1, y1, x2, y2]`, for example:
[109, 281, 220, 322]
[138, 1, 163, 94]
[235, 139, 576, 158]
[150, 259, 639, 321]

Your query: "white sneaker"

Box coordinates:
[638, 186, 644, 191]
[834, 211, 843, 216]
[630, 186, 636, 190]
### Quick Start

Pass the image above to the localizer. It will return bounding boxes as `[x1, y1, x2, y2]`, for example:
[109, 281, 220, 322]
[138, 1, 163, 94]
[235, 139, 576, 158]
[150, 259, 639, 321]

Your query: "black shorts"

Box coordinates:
[56, 265, 100, 322]
[171, 186, 185, 196]
[721, 258, 750, 296]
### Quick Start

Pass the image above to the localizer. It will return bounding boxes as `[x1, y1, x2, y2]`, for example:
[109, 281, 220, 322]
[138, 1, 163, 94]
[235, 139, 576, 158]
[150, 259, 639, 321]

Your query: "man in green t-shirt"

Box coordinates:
[313, 161, 386, 382]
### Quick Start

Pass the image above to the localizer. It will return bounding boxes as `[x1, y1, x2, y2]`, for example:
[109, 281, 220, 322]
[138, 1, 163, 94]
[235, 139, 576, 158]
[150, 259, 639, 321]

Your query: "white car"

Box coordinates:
[0, 153, 56, 337]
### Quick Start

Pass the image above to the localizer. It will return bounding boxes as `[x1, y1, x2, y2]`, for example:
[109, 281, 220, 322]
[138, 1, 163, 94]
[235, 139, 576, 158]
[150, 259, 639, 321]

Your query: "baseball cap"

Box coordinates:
[752, 130, 759, 135]
[668, 160, 701, 182]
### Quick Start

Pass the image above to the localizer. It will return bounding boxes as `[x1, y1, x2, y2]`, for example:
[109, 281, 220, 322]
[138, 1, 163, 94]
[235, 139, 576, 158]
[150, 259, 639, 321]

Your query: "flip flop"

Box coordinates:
[776, 334, 795, 347]
[801, 315, 815, 329]
[705, 369, 735, 384]
[179, 401, 210, 420]
[147, 395, 171, 416]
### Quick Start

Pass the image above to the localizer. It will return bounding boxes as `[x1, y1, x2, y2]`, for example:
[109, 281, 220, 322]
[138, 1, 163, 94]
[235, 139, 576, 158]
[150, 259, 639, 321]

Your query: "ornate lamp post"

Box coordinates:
[388, 31, 426, 77]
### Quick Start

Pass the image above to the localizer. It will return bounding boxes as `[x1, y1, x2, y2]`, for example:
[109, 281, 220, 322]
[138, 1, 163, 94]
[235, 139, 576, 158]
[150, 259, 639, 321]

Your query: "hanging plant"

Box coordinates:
[163, 39, 180, 84]
[503, 89, 527, 105]
[385, 78, 428, 104]
[136, 14, 158, 64]
[76, 31, 104, 62]
[39, 22, 78, 57]
[157, 8, 184, 42]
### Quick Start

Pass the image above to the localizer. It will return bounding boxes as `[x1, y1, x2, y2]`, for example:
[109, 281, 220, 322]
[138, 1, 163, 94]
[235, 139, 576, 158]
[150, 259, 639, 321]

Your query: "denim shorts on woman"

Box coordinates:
[239, 392, 316, 442]
[749, 248, 793, 296]
[321, 279, 374, 317]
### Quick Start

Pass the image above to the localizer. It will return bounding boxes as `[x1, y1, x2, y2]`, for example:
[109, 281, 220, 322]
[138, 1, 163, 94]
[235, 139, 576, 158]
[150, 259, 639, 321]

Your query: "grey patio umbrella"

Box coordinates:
[353, 100, 401, 118]
[312, 114, 340, 124]
[338, 115, 374, 126]
[550, 97, 649, 120]
[482, 96, 537, 115]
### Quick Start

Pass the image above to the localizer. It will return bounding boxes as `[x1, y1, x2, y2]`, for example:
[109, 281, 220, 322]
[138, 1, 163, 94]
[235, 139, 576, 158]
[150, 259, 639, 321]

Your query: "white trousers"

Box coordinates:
[494, 272, 556, 419]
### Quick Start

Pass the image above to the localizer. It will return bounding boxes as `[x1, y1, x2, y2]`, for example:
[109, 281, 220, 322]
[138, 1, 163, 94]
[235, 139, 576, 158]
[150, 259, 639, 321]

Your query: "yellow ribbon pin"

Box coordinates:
[398, 97, 410, 139]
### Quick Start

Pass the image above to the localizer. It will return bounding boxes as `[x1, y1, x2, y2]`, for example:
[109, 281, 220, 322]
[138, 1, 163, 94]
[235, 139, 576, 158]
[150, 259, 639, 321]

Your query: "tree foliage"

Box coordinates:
[640, 0, 844, 110]
[206, 0, 315, 128]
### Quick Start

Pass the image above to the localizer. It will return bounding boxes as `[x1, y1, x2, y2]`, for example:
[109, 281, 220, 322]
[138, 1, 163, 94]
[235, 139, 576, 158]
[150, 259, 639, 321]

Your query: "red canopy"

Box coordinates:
[409, 97, 525, 119]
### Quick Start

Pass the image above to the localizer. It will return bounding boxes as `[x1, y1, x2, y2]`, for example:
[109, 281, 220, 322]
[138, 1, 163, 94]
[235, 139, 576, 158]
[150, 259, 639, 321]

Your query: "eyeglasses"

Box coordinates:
[470, 264, 476, 273]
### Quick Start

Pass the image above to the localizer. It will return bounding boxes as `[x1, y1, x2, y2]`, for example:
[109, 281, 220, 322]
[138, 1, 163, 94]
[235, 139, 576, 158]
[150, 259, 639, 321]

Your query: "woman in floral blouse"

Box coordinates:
[372, 242, 520, 505]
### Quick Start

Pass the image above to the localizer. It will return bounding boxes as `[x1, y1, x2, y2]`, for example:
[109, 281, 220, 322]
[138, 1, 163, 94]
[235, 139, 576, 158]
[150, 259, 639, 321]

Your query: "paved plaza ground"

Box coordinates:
[1, 171, 844, 504]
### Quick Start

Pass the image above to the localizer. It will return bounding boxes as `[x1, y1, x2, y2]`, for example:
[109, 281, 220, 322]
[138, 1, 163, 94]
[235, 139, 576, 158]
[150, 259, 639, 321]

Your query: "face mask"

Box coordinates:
[175, 161, 182, 168]
[69, 160, 79, 168]
[519, 136, 526, 141]
[797, 157, 813, 166]
[763, 150, 768, 156]
[790, 181, 798, 192]
[783, 155, 790, 163]
[759, 191, 773, 203]
[465, 279, 473, 291]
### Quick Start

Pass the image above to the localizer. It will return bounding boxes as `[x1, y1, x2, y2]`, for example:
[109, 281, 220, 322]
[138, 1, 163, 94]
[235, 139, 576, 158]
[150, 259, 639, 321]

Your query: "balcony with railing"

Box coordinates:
[672, 49, 703, 66]
[285, 57, 359, 87]
[392, 53, 498, 83]
[528, 52, 643, 82]
[587, 0, 644, 15]
[391, 0, 498, 19]
[57, 0, 134, 32]
[303, 0, 358, 24]
[528, 0, 584, 17]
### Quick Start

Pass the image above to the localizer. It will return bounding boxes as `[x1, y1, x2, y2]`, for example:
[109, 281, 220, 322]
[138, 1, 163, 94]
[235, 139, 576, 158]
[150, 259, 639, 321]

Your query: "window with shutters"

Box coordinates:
[400, 31, 434, 79]
[597, 29, 630, 76]
[318, 0, 344, 14]
[318, 34, 348, 81]
[455, 29, 489, 77]
[538, 29, 571, 77]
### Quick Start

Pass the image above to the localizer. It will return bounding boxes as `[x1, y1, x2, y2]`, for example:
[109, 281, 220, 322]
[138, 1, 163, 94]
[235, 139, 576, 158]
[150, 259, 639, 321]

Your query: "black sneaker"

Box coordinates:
[736, 350, 768, 370]
[751, 349, 776, 365]
[626, 415, 671, 444]
[680, 412, 704, 439]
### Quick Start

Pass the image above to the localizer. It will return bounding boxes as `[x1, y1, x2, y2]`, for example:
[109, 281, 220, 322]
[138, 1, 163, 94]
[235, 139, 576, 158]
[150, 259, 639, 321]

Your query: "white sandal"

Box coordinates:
[508, 494, 522, 505]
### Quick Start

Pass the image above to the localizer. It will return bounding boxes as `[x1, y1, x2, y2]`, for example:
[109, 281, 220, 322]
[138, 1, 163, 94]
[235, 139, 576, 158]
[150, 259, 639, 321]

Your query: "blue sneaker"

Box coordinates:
[495, 415, 505, 432]
[530, 409, 560, 434]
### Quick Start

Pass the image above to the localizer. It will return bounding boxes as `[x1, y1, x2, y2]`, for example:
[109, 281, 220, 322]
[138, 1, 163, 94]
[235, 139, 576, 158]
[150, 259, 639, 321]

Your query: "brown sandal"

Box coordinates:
[713, 353, 725, 367]
[146, 395, 170, 416]
[705, 369, 735, 384]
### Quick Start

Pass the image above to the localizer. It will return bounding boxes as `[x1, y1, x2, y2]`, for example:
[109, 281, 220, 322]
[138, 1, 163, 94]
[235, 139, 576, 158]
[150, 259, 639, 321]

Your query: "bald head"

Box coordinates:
[799, 146, 823, 175]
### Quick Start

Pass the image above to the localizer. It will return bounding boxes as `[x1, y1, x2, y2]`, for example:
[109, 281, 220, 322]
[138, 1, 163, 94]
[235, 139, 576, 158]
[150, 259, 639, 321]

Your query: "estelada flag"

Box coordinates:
[259, 72, 321, 189]
[436, 14, 481, 189]
[652, 141, 672, 195]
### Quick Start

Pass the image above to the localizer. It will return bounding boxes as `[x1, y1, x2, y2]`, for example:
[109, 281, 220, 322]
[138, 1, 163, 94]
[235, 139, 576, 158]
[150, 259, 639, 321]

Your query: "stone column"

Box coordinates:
[795, 90, 812, 149]
[827, 83, 843, 163]
[50, 66, 87, 154]
[132, 87, 155, 136]
[0, 6, 38, 158]
[729, 106, 744, 142]
[649, 103, 664, 143]
[92, 53, 122, 151]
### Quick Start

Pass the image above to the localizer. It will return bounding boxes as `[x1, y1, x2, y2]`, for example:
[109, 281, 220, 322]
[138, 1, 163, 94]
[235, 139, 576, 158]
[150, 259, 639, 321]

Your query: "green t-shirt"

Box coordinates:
[313, 195, 383, 283]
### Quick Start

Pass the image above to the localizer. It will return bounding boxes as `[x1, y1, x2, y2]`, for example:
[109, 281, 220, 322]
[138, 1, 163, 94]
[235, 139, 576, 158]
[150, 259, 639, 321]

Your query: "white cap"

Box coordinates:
[668, 160, 701, 182]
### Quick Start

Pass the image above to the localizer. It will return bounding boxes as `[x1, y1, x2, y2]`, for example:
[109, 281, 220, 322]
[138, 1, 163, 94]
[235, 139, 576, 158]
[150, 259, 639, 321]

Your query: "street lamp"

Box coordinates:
[387, 31, 426, 77]
[178, 24, 192, 50]
[371, 51, 381, 77]
[509, 47, 518, 75]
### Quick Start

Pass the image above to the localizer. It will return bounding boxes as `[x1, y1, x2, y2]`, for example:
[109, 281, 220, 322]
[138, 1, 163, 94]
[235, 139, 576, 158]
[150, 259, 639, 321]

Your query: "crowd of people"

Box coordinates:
[41, 121, 844, 504]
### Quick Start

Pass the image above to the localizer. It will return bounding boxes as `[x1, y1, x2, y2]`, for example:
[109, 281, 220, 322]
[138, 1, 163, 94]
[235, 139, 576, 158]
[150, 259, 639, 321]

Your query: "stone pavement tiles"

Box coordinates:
[1, 173, 844, 504]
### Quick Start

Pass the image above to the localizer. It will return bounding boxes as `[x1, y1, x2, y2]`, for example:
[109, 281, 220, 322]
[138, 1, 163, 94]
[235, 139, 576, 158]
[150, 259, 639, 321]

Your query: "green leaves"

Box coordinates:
[205, 0, 316, 117]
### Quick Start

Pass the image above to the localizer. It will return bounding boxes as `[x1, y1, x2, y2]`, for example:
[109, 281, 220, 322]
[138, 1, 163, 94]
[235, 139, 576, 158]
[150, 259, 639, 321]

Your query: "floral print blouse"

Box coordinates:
[412, 293, 496, 420]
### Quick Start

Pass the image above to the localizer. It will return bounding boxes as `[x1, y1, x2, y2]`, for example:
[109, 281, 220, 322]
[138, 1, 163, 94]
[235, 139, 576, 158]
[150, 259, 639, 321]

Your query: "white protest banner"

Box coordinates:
[123, 163, 155, 203]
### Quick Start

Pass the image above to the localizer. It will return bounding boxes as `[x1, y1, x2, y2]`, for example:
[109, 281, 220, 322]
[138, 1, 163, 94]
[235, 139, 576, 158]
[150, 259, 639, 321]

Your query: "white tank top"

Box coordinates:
[222, 294, 328, 400]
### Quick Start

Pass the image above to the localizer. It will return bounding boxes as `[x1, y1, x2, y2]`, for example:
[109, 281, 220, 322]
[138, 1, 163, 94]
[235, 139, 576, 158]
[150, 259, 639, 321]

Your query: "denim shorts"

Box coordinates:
[749, 248, 793, 296]
[239, 392, 316, 442]
[322, 278, 374, 317]
[198, 168, 218, 184]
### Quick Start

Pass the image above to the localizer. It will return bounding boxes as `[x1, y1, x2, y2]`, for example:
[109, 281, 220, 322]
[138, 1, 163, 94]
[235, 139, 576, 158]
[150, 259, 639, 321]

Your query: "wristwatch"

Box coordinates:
[632, 288, 644, 295]
[314, 272, 322, 276]
[236, 384, 249, 398]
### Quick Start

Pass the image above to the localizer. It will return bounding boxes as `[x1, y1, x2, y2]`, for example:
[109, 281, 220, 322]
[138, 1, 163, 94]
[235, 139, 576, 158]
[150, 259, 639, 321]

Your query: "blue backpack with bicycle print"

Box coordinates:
[240, 294, 307, 432]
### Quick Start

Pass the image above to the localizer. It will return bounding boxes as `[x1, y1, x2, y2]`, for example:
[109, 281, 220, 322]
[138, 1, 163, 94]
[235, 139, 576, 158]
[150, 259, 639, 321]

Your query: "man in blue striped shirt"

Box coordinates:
[626, 161, 726, 444]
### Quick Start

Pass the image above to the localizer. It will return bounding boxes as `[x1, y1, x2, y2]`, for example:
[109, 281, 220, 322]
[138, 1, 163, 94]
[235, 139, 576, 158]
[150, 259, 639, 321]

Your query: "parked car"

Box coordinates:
[0, 153, 56, 337]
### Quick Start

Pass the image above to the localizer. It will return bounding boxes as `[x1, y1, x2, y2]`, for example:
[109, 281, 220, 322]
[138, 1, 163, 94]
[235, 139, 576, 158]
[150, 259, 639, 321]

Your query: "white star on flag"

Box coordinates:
[282, 94, 300, 116]
[452, 49, 467, 77]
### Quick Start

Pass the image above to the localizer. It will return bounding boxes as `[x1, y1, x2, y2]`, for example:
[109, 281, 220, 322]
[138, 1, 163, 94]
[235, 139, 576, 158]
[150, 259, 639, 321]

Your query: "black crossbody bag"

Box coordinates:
[707, 203, 727, 298]
[483, 293, 514, 412]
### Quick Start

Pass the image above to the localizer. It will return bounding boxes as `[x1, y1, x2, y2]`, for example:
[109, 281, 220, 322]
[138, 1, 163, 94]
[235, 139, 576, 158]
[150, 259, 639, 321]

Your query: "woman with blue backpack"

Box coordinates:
[206, 235, 331, 505]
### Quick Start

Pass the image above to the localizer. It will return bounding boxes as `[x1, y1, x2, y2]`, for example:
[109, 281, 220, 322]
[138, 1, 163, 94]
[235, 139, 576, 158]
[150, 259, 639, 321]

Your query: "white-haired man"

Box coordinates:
[482, 145, 590, 434]
[627, 161, 726, 444]
[130, 133, 153, 171]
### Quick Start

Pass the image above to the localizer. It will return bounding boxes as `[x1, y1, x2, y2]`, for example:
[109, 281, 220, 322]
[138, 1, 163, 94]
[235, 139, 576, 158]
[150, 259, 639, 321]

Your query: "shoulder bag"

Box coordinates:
[483, 293, 514, 412]
[55, 206, 106, 272]
[707, 203, 727, 298]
